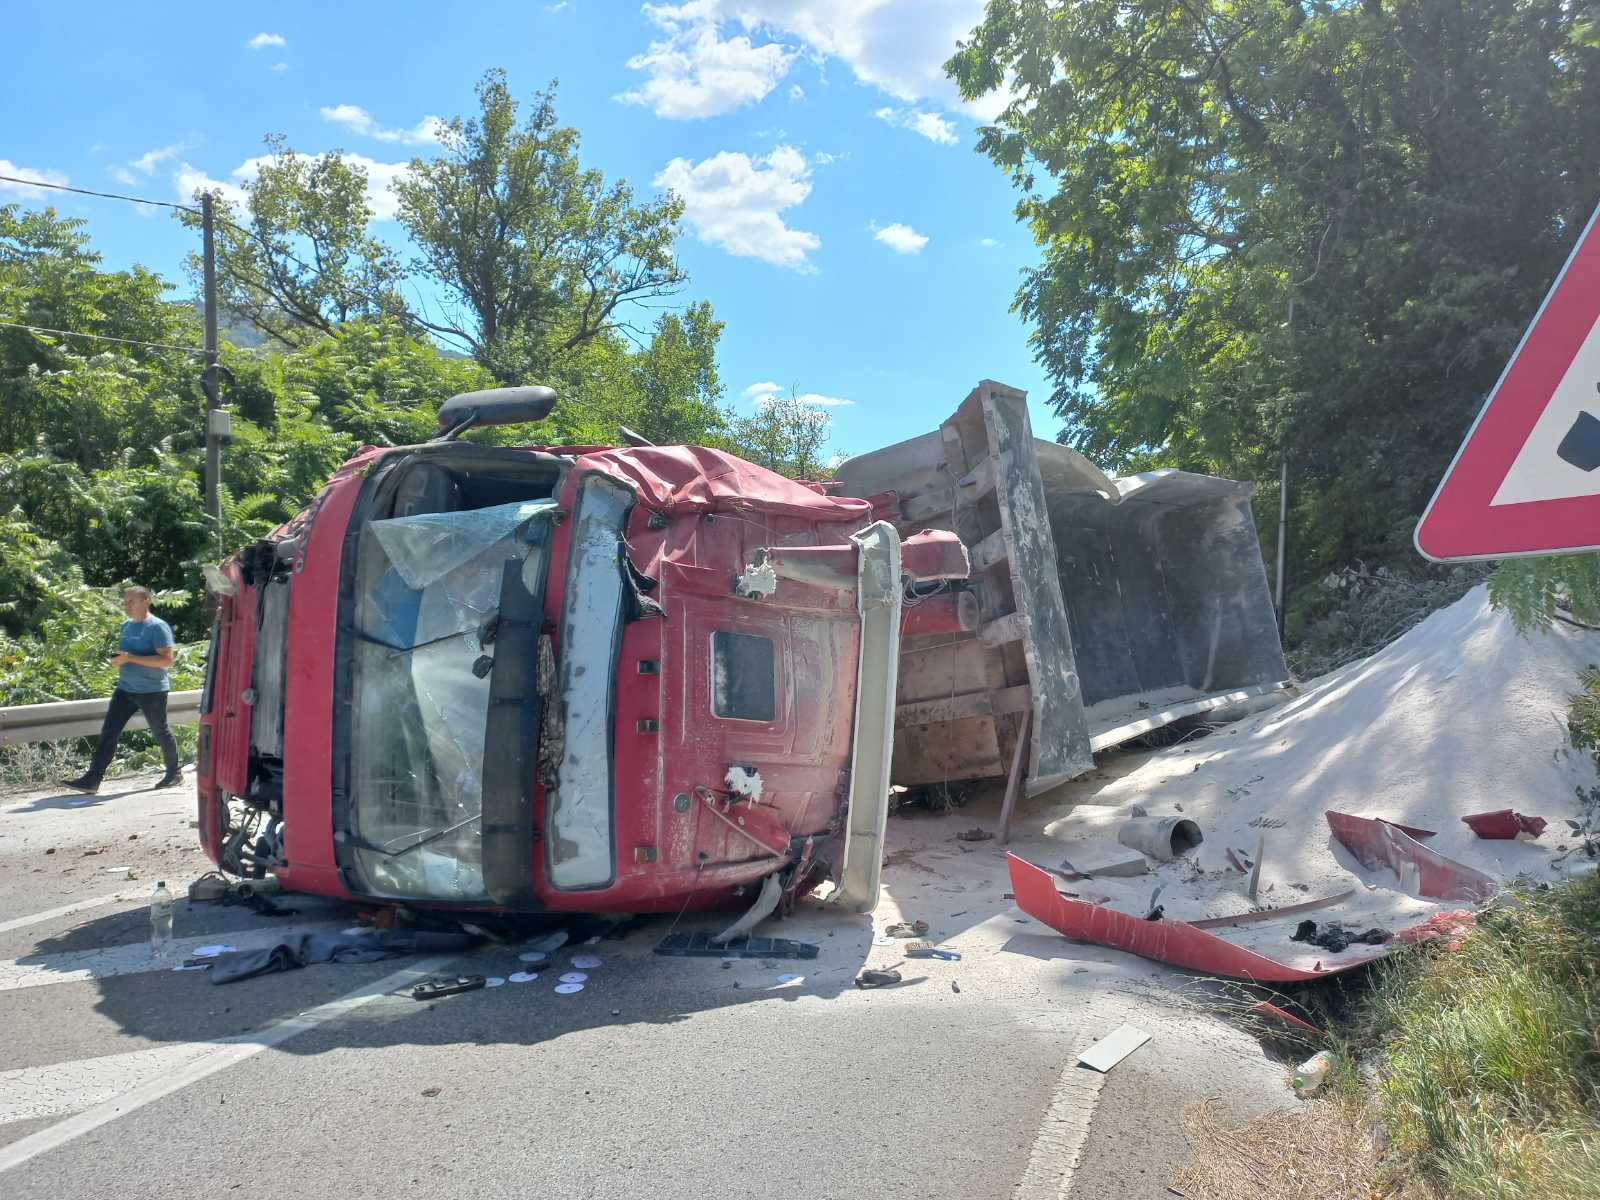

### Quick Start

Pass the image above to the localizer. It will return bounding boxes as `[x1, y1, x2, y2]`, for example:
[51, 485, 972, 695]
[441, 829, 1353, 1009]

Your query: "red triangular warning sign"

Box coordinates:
[1417, 200, 1600, 561]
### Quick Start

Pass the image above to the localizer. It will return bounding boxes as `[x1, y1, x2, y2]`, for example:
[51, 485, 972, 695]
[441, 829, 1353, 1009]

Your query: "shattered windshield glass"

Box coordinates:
[348, 498, 554, 901]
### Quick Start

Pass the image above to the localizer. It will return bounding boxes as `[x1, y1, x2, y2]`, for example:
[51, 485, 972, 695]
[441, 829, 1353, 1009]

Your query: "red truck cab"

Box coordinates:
[196, 387, 966, 919]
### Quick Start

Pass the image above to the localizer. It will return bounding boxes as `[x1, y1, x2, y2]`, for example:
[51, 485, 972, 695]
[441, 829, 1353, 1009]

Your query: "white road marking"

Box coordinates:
[0, 955, 457, 1174]
[0, 921, 345, 994]
[0, 891, 135, 936]
[1012, 1037, 1107, 1200]
[0, 1043, 216, 1124]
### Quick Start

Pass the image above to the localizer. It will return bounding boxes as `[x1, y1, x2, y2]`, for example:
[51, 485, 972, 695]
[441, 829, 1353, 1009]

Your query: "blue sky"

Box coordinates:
[0, 1, 1062, 457]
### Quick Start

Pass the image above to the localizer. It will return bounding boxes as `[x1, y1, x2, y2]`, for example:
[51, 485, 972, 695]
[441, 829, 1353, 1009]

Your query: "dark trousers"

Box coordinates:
[85, 688, 180, 783]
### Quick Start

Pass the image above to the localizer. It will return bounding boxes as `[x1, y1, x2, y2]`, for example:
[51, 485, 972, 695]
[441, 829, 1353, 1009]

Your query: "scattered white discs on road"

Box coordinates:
[191, 945, 235, 958]
[508, 971, 539, 983]
[518, 950, 548, 964]
[570, 954, 601, 969]
[776, 973, 804, 985]
[484, 976, 506, 988]
[558, 971, 587, 984]
[554, 982, 584, 994]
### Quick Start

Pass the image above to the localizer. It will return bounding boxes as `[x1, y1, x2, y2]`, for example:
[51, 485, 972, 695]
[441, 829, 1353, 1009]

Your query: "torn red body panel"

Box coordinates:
[1461, 809, 1548, 839]
[1007, 853, 1391, 982]
[1326, 811, 1499, 903]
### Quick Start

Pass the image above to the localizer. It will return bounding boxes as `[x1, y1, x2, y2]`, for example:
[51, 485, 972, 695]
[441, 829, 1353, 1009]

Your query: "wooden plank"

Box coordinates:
[1077, 1024, 1151, 1073]
[979, 611, 1026, 647]
[969, 528, 1008, 572]
[892, 719, 1004, 784]
[897, 638, 994, 702]
[998, 708, 1032, 845]
[894, 684, 1031, 729]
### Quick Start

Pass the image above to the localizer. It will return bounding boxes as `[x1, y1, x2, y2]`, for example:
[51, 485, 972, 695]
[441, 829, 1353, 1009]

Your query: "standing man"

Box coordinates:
[62, 586, 183, 793]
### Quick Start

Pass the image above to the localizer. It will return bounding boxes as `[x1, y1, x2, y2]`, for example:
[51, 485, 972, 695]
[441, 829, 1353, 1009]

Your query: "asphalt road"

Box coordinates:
[0, 770, 1290, 1199]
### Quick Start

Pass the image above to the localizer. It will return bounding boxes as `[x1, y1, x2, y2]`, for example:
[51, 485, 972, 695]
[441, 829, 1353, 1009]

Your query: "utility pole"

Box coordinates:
[200, 192, 224, 551]
[1274, 456, 1289, 633]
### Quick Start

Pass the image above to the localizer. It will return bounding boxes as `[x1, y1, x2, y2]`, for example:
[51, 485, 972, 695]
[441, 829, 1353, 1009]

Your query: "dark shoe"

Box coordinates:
[60, 775, 100, 794]
[153, 772, 184, 790]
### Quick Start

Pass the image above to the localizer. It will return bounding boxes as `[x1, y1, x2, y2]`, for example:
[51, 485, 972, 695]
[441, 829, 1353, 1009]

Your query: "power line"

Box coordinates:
[0, 173, 198, 213]
[2, 169, 434, 350]
[0, 319, 206, 356]
[3, 170, 330, 272]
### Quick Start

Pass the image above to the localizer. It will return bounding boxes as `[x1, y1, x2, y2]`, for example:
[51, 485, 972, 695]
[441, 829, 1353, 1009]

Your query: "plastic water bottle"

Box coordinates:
[1292, 1051, 1334, 1096]
[149, 881, 174, 956]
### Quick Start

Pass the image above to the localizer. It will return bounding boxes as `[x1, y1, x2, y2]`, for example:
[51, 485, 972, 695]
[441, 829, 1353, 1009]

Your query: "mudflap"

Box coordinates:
[832, 521, 904, 914]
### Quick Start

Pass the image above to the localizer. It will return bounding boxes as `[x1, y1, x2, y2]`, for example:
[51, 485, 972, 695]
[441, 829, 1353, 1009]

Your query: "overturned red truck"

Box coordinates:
[197, 386, 968, 920]
[198, 379, 1287, 921]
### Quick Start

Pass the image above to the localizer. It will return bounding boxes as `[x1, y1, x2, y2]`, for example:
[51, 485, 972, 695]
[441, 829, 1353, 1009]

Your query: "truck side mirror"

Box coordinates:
[436, 386, 558, 439]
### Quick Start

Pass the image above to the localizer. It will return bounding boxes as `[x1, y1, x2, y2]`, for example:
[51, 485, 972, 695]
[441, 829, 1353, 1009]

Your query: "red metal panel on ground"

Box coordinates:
[1461, 809, 1548, 839]
[1007, 853, 1388, 982]
[1325, 810, 1499, 903]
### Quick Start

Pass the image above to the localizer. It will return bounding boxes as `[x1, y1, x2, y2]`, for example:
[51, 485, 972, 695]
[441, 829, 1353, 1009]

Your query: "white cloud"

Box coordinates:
[635, 1, 1005, 118]
[813, 150, 844, 166]
[788, 83, 804, 101]
[112, 142, 188, 186]
[0, 160, 68, 197]
[320, 104, 446, 146]
[174, 152, 410, 220]
[743, 380, 784, 399]
[978, 236, 997, 247]
[872, 221, 928, 254]
[248, 32, 286, 50]
[874, 105, 958, 146]
[655, 145, 820, 269]
[622, 15, 795, 119]
[174, 162, 248, 209]
[547, 0, 570, 9]
[270, 61, 289, 72]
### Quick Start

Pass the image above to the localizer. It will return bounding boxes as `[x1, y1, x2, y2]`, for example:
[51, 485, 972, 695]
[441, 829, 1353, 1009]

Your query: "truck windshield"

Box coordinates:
[346, 499, 554, 901]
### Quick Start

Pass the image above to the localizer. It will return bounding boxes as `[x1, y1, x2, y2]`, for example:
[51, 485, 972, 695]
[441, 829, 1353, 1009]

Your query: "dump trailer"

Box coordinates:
[196, 386, 967, 918]
[835, 380, 1288, 796]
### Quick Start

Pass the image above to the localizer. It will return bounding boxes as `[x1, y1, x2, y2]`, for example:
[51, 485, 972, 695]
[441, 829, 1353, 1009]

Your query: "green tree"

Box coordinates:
[727, 394, 832, 479]
[1, 204, 202, 463]
[545, 302, 727, 446]
[394, 70, 686, 383]
[184, 137, 406, 347]
[950, 0, 1600, 606]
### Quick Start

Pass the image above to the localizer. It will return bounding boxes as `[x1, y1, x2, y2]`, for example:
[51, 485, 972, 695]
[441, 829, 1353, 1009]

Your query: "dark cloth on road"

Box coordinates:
[207, 929, 480, 985]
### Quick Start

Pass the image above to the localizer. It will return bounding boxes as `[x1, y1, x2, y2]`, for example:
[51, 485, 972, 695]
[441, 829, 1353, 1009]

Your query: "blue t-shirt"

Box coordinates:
[119, 616, 174, 693]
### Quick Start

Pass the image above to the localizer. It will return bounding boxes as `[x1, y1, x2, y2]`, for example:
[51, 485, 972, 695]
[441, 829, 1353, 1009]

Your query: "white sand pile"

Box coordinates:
[1037, 585, 1600, 968]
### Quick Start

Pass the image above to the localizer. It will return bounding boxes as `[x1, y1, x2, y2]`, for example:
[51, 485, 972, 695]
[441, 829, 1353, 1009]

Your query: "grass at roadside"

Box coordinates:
[0, 727, 197, 791]
[1341, 874, 1600, 1199]
[1174, 875, 1600, 1199]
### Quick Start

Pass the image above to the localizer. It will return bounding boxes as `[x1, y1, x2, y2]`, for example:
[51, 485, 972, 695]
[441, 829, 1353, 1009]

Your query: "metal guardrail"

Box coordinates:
[0, 690, 203, 746]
